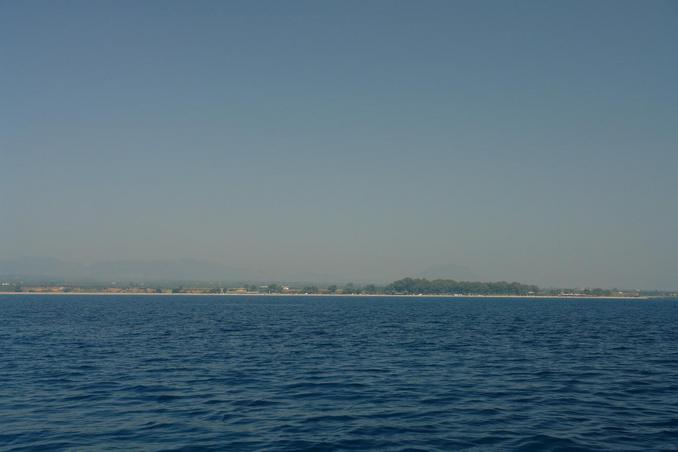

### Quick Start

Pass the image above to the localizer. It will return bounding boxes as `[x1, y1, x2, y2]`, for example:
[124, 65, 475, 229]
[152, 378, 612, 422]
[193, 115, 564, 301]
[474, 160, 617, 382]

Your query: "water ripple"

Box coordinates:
[1, 295, 677, 450]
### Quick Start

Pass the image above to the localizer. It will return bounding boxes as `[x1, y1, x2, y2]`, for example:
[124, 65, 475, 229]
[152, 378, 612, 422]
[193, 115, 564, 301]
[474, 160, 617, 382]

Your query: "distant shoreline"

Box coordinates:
[0, 291, 656, 299]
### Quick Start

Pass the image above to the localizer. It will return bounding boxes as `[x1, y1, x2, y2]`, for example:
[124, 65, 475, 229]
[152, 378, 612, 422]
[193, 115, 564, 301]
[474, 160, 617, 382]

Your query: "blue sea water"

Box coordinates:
[1, 295, 677, 451]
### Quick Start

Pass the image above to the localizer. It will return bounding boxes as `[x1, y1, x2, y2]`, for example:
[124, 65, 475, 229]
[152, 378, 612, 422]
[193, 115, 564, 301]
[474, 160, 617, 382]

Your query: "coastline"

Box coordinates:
[0, 291, 655, 299]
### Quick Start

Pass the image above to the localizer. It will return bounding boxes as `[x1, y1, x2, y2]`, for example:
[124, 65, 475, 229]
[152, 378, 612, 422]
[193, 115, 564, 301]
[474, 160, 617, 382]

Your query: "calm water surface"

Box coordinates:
[1, 295, 677, 451]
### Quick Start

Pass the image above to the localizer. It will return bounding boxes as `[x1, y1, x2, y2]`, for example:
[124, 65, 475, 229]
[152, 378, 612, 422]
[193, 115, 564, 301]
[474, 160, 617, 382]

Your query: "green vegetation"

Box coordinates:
[1, 277, 669, 298]
[386, 278, 538, 295]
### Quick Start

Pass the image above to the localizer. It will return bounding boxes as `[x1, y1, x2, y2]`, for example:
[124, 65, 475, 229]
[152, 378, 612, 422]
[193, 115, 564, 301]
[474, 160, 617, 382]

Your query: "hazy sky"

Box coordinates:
[2, 1, 677, 289]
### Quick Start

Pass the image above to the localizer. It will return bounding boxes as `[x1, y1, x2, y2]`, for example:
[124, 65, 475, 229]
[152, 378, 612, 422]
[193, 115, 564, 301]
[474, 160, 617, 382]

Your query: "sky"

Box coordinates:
[1, 0, 677, 289]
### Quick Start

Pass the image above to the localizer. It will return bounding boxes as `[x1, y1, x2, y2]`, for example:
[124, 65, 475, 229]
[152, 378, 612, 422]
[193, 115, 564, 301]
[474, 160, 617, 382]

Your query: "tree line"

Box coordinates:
[385, 278, 539, 295]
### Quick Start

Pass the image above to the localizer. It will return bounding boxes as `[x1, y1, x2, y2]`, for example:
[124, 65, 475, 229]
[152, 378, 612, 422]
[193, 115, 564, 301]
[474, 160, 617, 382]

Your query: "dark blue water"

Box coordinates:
[1, 295, 678, 451]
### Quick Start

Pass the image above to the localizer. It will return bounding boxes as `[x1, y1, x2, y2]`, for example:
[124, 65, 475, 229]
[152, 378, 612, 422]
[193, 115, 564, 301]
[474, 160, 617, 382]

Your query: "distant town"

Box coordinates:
[1, 278, 674, 298]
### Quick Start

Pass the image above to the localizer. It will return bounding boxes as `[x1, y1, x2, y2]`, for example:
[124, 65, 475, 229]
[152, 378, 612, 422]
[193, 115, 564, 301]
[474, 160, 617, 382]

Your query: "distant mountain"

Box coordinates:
[0, 257, 85, 280]
[414, 263, 477, 281]
[0, 257, 254, 283]
[0, 257, 478, 286]
[265, 271, 360, 285]
[86, 259, 250, 282]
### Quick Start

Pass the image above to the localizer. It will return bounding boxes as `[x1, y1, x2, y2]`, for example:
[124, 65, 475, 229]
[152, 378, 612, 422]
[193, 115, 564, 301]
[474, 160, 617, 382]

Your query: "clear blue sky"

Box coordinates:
[2, 1, 677, 289]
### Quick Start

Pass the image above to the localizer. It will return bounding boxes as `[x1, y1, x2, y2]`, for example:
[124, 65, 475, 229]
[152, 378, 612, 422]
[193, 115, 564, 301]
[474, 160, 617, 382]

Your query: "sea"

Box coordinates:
[1, 295, 677, 451]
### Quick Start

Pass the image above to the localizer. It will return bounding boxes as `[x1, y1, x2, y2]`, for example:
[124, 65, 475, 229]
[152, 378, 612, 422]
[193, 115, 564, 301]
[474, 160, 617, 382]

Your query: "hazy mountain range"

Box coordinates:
[414, 263, 477, 281]
[0, 257, 370, 284]
[0, 257, 262, 284]
[0, 257, 477, 285]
